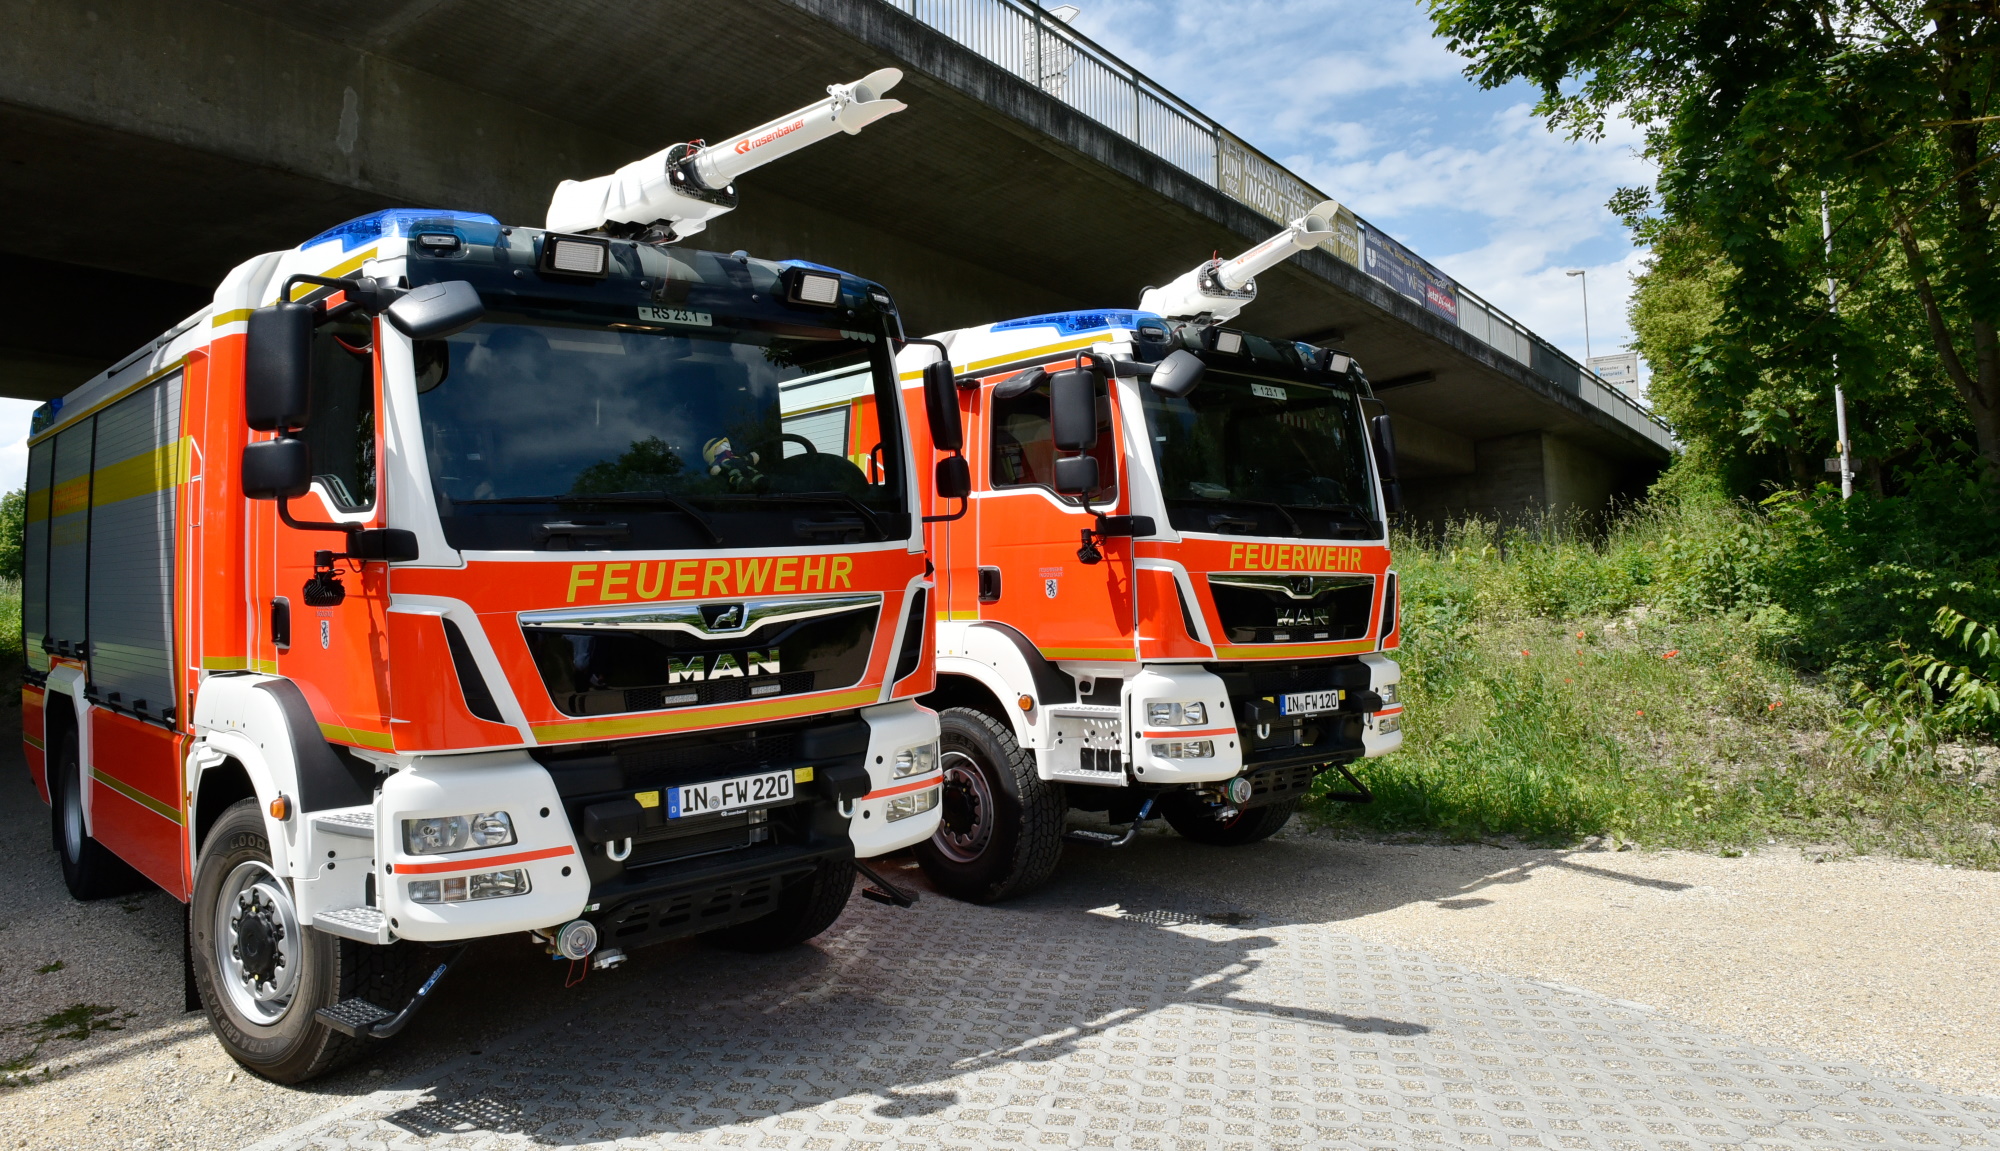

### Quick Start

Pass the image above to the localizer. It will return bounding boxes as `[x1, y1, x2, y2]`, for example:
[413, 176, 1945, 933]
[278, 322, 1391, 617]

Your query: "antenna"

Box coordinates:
[1138, 200, 1341, 323]
[545, 69, 908, 243]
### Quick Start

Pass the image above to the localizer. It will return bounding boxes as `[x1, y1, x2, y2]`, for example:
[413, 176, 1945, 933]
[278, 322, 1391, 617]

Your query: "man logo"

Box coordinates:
[1044, 579, 1058, 599]
[700, 603, 745, 631]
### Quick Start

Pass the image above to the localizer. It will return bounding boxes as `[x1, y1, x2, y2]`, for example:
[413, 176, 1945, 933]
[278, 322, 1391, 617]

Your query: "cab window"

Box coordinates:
[988, 372, 1117, 504]
[302, 316, 377, 510]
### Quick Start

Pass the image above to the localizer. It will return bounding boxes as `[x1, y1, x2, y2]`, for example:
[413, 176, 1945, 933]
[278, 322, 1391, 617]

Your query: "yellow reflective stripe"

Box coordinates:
[532, 687, 880, 744]
[289, 248, 378, 299]
[1038, 646, 1137, 661]
[319, 722, 395, 751]
[897, 334, 1105, 382]
[935, 610, 980, 622]
[91, 767, 184, 825]
[47, 476, 88, 519]
[1214, 639, 1376, 660]
[90, 437, 193, 508]
[211, 308, 254, 327]
[199, 656, 279, 673]
[24, 734, 44, 751]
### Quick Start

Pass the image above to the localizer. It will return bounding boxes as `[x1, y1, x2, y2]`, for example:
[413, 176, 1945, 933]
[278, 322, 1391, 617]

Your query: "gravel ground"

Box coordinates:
[3, 739, 1998, 1149]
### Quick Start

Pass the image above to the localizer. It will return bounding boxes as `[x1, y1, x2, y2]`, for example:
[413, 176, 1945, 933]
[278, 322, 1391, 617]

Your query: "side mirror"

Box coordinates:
[1370, 413, 1404, 514]
[1048, 368, 1098, 452]
[934, 455, 971, 501]
[1094, 515, 1155, 538]
[245, 302, 315, 431]
[921, 360, 963, 452]
[385, 280, 485, 340]
[1147, 349, 1206, 398]
[1053, 454, 1099, 495]
[242, 437, 312, 500]
[347, 528, 421, 562]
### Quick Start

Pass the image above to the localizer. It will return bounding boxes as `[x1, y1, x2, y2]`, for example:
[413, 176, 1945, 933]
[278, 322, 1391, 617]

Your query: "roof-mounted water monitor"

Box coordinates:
[546, 69, 908, 244]
[1138, 199, 1341, 324]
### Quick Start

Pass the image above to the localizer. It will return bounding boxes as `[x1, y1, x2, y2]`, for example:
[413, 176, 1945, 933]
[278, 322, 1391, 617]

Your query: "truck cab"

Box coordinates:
[891, 309, 1402, 900]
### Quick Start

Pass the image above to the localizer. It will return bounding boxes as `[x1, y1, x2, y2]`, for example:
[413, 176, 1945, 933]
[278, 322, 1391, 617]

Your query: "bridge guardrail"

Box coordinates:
[880, 0, 1675, 449]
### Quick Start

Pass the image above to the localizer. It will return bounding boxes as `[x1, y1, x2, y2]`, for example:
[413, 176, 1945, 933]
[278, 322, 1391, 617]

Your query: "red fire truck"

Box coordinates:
[21, 71, 965, 1081]
[890, 203, 1406, 901]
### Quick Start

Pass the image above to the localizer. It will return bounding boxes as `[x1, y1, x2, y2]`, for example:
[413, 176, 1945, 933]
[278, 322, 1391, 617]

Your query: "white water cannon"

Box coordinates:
[1138, 199, 1342, 323]
[545, 69, 908, 242]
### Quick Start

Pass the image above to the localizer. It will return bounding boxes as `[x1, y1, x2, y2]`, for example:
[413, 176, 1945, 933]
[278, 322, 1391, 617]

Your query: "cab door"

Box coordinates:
[976, 362, 1135, 663]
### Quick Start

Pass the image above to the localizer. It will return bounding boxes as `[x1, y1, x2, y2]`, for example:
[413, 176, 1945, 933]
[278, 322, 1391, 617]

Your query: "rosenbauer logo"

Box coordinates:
[736, 118, 806, 154]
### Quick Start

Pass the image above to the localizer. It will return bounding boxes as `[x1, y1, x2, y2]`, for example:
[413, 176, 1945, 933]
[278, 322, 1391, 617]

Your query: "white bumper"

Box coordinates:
[847, 700, 943, 857]
[1360, 653, 1404, 757]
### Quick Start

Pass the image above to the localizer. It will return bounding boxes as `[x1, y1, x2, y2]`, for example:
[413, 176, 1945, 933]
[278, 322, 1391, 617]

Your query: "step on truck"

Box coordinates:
[887, 202, 1406, 900]
[20, 70, 964, 1081]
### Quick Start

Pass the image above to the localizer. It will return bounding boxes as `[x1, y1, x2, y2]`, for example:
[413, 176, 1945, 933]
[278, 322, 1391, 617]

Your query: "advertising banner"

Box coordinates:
[1217, 131, 1361, 267]
[1362, 227, 1458, 323]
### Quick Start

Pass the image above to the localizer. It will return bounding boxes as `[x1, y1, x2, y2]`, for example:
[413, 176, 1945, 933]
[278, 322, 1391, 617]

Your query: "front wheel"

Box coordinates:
[1162, 794, 1299, 846]
[913, 707, 1066, 903]
[703, 858, 855, 952]
[190, 799, 426, 1083]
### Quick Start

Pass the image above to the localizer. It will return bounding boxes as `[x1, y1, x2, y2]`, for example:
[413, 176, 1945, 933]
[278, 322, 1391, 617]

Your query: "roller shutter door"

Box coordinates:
[22, 440, 52, 675]
[85, 373, 182, 720]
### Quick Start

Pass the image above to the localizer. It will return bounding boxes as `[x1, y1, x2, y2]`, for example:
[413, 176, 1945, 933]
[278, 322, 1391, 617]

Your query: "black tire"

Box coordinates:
[1162, 794, 1299, 846]
[190, 799, 428, 1083]
[703, 858, 855, 952]
[913, 707, 1067, 903]
[49, 730, 148, 900]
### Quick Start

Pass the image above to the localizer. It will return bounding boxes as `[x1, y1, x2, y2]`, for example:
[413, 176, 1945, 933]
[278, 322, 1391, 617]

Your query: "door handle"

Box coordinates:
[977, 566, 1002, 603]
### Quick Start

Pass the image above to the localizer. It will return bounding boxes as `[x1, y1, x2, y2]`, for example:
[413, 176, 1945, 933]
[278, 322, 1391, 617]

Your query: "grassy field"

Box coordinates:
[1312, 510, 2000, 865]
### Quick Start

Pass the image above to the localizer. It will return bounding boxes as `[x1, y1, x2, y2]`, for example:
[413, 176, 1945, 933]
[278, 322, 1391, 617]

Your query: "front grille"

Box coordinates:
[1206, 574, 1374, 644]
[1249, 763, 1317, 803]
[1205, 658, 1372, 698]
[602, 872, 795, 945]
[622, 670, 816, 712]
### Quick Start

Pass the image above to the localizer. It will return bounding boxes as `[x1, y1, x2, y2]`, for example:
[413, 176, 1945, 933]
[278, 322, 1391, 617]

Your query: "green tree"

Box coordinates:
[0, 488, 23, 580]
[570, 436, 685, 495]
[1429, 0, 2000, 479]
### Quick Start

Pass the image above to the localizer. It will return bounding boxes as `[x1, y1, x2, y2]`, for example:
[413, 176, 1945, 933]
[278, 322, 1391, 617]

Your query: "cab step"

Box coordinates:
[314, 905, 391, 945]
[313, 944, 469, 1040]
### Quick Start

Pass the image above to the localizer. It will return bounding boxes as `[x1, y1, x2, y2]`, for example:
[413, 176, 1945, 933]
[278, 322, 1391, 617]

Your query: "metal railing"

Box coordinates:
[878, 0, 1673, 446]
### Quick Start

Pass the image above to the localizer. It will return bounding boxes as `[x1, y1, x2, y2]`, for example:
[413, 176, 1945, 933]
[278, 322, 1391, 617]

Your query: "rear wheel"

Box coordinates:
[703, 858, 855, 952]
[190, 799, 427, 1083]
[49, 730, 147, 900]
[1162, 794, 1299, 846]
[913, 707, 1066, 903]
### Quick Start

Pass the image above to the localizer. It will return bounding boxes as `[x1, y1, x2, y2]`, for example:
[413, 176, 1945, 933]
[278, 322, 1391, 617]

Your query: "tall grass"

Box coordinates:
[1312, 498, 2000, 864]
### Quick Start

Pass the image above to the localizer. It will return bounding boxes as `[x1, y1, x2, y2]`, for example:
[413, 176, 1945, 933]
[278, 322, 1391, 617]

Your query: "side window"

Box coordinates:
[303, 317, 377, 510]
[987, 374, 1117, 503]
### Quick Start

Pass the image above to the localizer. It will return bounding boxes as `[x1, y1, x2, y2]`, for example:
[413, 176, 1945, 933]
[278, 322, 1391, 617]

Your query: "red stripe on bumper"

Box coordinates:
[396, 844, 575, 875]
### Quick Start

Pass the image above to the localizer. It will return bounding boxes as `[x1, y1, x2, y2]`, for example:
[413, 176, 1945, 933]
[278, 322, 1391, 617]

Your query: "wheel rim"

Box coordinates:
[213, 861, 302, 1025]
[933, 749, 996, 863]
[61, 764, 84, 865]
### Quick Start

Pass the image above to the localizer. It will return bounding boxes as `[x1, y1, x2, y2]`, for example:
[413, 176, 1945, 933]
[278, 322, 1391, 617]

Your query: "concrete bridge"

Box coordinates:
[0, 0, 1672, 520]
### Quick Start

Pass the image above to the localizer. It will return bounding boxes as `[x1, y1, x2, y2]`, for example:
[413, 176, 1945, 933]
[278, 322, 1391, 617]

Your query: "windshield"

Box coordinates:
[1140, 369, 1380, 539]
[416, 312, 905, 551]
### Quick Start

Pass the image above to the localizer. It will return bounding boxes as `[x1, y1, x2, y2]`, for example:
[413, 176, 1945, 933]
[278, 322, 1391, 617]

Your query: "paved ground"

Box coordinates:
[7, 731, 2000, 1149]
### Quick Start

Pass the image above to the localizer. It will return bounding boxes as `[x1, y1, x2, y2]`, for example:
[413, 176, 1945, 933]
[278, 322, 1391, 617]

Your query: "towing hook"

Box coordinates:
[605, 837, 633, 862]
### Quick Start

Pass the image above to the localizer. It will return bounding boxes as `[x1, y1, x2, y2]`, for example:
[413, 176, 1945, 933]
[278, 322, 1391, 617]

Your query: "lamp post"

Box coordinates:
[1565, 269, 1592, 367]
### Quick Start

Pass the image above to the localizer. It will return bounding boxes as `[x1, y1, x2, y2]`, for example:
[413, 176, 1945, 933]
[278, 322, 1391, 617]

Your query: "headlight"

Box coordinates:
[1146, 701, 1207, 727]
[402, 811, 515, 855]
[1378, 683, 1398, 705]
[407, 868, 531, 904]
[885, 786, 940, 822]
[1149, 739, 1215, 759]
[892, 742, 939, 779]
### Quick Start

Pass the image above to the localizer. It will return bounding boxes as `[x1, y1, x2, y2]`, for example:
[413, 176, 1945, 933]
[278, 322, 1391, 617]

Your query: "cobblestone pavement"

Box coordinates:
[241, 863, 2000, 1151]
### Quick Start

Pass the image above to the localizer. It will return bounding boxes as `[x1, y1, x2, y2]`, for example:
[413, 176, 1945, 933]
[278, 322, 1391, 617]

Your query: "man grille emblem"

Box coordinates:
[700, 603, 744, 631]
[1291, 577, 1315, 596]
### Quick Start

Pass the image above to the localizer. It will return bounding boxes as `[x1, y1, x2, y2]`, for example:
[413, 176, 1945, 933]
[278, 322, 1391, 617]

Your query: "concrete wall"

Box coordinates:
[1402, 432, 1628, 525]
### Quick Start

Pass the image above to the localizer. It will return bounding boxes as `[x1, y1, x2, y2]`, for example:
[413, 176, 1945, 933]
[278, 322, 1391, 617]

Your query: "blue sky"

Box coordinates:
[1069, 0, 1651, 380]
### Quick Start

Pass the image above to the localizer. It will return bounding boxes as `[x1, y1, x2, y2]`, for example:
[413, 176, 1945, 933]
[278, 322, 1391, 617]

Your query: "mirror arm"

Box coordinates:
[279, 273, 405, 318]
[902, 335, 973, 524]
[922, 498, 968, 524]
[276, 495, 356, 539]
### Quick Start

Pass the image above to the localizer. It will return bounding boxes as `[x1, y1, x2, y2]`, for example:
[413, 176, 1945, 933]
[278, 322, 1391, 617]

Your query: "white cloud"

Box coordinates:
[1065, 0, 1655, 374]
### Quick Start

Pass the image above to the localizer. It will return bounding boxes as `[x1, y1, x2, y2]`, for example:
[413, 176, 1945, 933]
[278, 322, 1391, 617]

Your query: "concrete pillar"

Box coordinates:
[1401, 431, 1623, 525]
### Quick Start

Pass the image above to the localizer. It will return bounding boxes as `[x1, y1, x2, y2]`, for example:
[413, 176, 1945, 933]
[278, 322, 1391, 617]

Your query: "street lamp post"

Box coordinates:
[1566, 268, 1592, 367]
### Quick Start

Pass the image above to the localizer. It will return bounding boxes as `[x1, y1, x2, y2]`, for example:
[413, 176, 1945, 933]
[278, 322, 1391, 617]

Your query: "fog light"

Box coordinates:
[885, 786, 940, 822]
[892, 742, 938, 779]
[407, 868, 531, 904]
[1149, 739, 1214, 759]
[1378, 715, 1401, 735]
[1378, 682, 1399, 705]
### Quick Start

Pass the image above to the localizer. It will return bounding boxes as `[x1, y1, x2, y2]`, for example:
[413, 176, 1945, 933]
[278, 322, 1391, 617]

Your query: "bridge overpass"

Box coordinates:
[0, 0, 1672, 521]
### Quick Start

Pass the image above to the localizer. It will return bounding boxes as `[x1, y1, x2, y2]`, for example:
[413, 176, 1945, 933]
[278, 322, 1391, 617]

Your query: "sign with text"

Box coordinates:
[1362, 227, 1459, 323]
[1217, 131, 1361, 267]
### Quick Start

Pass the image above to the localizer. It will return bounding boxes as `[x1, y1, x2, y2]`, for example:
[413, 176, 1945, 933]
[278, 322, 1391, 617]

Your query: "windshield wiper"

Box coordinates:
[1176, 497, 1303, 537]
[452, 491, 722, 545]
[732, 492, 889, 541]
[1281, 502, 1381, 535]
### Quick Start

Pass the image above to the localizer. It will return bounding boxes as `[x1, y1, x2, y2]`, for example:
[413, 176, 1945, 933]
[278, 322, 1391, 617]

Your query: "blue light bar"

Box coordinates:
[991, 310, 1154, 336]
[303, 209, 504, 253]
